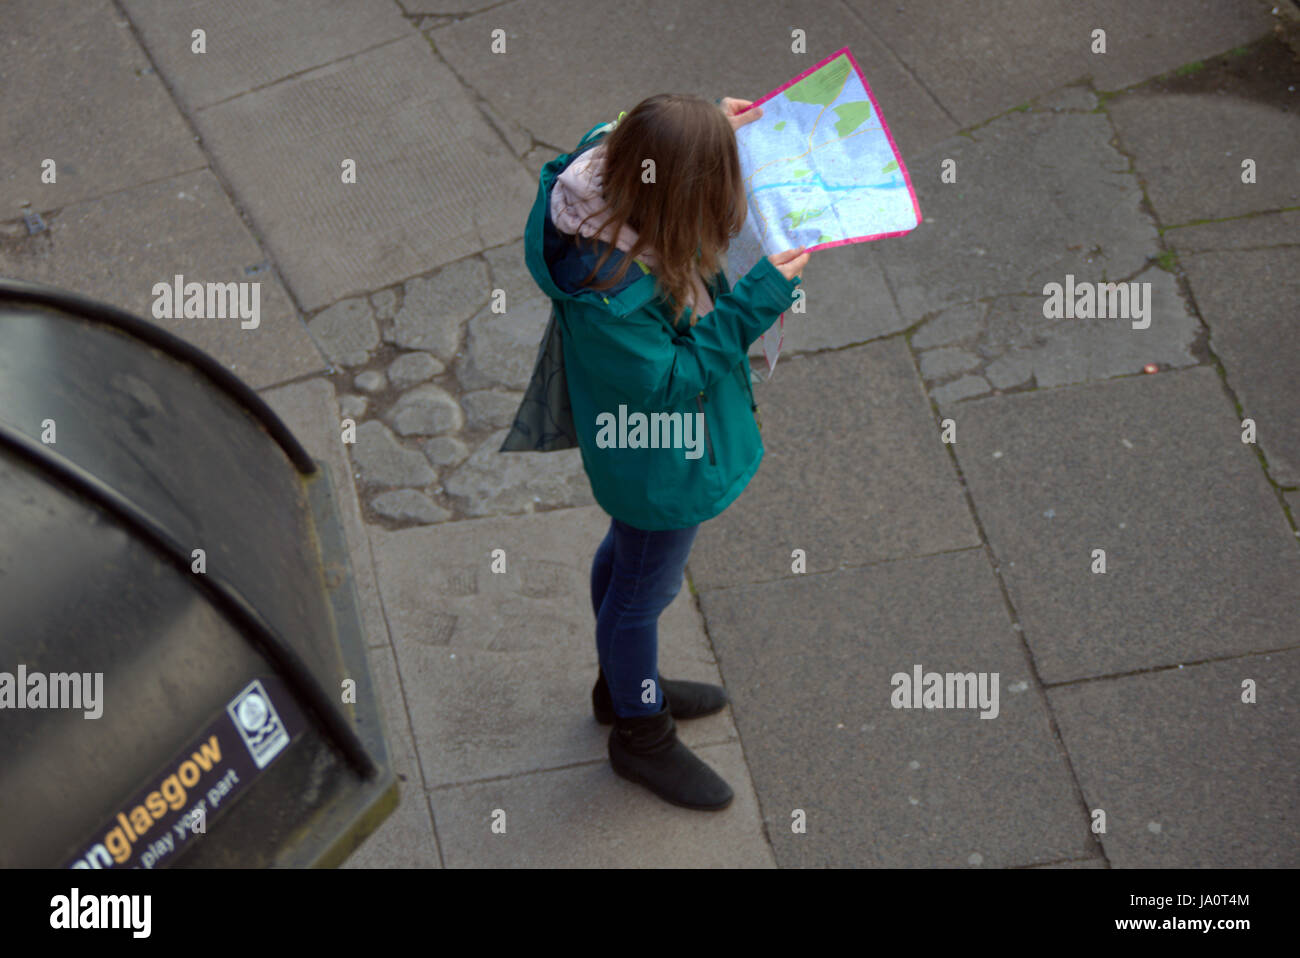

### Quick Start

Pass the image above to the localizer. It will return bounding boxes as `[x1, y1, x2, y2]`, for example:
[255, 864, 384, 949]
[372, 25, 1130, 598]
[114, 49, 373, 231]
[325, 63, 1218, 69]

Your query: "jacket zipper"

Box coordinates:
[696, 393, 716, 465]
[740, 364, 761, 431]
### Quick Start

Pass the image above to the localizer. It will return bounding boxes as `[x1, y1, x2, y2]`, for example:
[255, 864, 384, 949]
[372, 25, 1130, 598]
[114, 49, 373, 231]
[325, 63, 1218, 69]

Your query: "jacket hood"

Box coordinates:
[524, 122, 713, 318]
[549, 143, 640, 253]
[524, 123, 633, 306]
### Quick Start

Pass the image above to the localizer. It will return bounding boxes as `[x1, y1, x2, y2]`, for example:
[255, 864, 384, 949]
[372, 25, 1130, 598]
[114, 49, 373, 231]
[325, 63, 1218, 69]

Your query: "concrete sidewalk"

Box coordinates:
[3, 0, 1297, 867]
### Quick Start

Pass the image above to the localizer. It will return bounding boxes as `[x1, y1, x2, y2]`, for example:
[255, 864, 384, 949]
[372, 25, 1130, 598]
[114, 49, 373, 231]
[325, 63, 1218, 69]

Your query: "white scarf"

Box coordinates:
[549, 143, 714, 316]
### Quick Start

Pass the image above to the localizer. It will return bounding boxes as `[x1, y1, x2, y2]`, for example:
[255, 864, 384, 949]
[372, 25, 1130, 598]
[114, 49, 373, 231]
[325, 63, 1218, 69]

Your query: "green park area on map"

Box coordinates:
[731, 52, 917, 268]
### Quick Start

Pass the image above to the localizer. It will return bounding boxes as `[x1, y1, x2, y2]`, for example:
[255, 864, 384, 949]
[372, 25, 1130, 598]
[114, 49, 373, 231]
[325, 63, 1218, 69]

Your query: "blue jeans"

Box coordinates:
[590, 517, 700, 718]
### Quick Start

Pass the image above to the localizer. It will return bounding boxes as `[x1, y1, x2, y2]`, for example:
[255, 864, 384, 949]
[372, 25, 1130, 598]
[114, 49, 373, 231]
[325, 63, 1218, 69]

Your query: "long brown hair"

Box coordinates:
[574, 94, 748, 327]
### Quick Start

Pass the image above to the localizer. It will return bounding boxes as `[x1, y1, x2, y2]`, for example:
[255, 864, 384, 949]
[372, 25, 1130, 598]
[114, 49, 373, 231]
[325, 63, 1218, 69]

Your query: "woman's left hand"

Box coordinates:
[720, 97, 763, 132]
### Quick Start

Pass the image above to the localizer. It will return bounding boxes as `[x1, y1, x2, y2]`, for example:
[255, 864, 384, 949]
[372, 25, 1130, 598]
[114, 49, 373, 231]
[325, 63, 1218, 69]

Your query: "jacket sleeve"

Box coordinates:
[564, 254, 800, 409]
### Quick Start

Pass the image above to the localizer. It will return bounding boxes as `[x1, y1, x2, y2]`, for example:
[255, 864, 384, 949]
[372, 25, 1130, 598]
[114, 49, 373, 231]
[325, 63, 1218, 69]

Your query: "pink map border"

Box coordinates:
[734, 46, 923, 251]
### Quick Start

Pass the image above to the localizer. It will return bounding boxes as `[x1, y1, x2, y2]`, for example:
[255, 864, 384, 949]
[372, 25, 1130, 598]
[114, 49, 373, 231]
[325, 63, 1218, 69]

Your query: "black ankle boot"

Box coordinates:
[591, 668, 728, 725]
[608, 704, 734, 811]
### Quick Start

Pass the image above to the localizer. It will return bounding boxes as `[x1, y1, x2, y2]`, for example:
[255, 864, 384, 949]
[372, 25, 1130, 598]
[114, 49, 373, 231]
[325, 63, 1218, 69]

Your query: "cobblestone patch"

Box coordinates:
[328, 241, 594, 528]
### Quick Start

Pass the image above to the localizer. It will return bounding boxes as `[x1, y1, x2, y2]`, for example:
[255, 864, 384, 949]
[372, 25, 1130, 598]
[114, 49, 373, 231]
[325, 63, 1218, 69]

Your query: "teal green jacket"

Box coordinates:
[524, 120, 802, 530]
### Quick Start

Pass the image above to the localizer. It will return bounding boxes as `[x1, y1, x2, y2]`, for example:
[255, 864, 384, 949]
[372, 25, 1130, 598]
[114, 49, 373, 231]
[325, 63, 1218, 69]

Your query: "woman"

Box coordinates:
[513, 93, 809, 811]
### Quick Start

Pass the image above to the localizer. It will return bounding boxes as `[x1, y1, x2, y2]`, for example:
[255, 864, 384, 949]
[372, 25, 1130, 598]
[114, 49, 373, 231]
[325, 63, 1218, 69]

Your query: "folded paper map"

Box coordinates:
[726, 48, 922, 373]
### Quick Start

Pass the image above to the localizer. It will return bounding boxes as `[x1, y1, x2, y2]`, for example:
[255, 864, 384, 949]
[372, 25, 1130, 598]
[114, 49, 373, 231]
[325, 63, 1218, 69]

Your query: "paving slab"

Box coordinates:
[341, 643, 443, 868]
[1048, 650, 1300, 867]
[687, 341, 980, 591]
[456, 295, 552, 391]
[442, 427, 594, 517]
[744, 244, 904, 361]
[430, 742, 773, 867]
[698, 549, 1093, 868]
[873, 113, 1160, 322]
[1180, 248, 1300, 486]
[121, 0, 411, 111]
[1108, 93, 1300, 227]
[192, 35, 536, 310]
[0, 169, 323, 389]
[433, 0, 954, 159]
[851, 0, 1272, 127]
[369, 507, 735, 787]
[389, 256, 486, 359]
[2, 0, 205, 211]
[259, 377, 392, 651]
[1081, 1, 1276, 91]
[916, 268, 1200, 405]
[483, 239, 536, 306]
[307, 296, 380, 368]
[951, 367, 1300, 684]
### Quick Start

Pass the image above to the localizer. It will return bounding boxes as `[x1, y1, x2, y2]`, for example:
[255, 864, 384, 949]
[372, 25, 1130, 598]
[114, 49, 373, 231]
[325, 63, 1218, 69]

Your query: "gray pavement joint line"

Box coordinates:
[0, 165, 210, 224]
[419, 30, 539, 167]
[1087, 78, 1292, 502]
[195, 33, 413, 113]
[1180, 242, 1300, 254]
[1099, 64, 1300, 524]
[361, 524, 448, 868]
[1160, 204, 1300, 235]
[420, 734, 743, 794]
[302, 246, 497, 327]
[251, 365, 337, 397]
[1093, 31, 1280, 100]
[953, 77, 1099, 141]
[683, 565, 780, 862]
[833, 0, 961, 132]
[423, 754, 646, 793]
[876, 241, 908, 334]
[109, 0, 327, 358]
[406, 0, 519, 30]
[1102, 90, 1294, 519]
[906, 339, 1112, 866]
[1013, 856, 1108, 869]
[1041, 644, 1300, 691]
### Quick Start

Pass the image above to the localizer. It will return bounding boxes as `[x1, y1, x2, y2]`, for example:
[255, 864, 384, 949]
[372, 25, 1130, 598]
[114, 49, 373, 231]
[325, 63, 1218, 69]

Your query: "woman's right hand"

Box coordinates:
[768, 246, 810, 281]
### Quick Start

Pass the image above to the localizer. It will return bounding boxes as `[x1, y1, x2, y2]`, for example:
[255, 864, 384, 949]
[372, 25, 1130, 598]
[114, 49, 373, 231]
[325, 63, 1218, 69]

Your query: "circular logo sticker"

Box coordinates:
[237, 693, 268, 731]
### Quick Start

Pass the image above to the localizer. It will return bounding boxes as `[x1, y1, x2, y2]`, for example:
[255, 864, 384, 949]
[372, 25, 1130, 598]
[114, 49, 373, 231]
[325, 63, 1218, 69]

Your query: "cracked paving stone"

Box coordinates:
[931, 375, 992, 405]
[979, 268, 1198, 390]
[307, 296, 379, 367]
[483, 239, 535, 305]
[456, 295, 551, 391]
[875, 112, 1161, 321]
[920, 346, 983, 380]
[911, 302, 986, 349]
[392, 258, 488, 359]
[443, 428, 592, 517]
[462, 389, 525, 429]
[351, 420, 437, 487]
